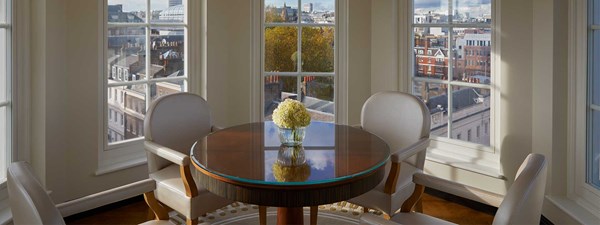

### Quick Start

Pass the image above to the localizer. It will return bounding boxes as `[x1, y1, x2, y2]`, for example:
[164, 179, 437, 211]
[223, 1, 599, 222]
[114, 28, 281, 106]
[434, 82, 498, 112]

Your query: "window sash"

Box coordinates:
[587, 0, 600, 189]
[410, 0, 493, 145]
[0, 0, 11, 182]
[262, 0, 336, 121]
[104, 0, 188, 147]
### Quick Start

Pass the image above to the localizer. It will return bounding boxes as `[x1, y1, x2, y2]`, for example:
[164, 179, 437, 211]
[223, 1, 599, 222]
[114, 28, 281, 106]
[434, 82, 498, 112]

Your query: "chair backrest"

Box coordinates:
[361, 91, 430, 168]
[493, 153, 548, 225]
[144, 92, 213, 173]
[7, 161, 66, 225]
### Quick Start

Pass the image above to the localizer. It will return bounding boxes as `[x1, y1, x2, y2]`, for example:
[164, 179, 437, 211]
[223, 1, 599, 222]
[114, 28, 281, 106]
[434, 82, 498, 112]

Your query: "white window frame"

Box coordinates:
[97, 0, 201, 175]
[402, 0, 502, 177]
[568, 0, 600, 215]
[252, 0, 348, 123]
[0, 0, 29, 222]
[0, 0, 12, 185]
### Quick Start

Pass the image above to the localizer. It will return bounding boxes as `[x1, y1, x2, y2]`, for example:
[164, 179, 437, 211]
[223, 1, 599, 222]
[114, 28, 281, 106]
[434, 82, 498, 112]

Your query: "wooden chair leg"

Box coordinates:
[259, 206, 267, 225]
[310, 206, 318, 225]
[143, 192, 169, 220]
[400, 184, 425, 213]
[186, 218, 197, 225]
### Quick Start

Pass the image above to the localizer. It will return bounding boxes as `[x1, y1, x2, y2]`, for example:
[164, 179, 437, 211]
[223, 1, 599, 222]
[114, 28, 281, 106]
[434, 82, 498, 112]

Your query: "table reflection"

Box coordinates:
[265, 145, 335, 183]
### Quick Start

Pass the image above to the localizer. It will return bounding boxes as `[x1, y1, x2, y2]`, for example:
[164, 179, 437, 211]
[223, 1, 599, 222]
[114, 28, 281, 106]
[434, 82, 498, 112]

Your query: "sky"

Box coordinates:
[108, 0, 170, 12]
[110, 0, 335, 12]
[415, 0, 491, 8]
[265, 0, 335, 12]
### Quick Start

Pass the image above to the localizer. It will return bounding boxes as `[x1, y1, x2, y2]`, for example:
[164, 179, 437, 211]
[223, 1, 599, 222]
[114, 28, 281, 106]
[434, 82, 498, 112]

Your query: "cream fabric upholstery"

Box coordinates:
[150, 164, 232, 218]
[8, 161, 65, 225]
[349, 91, 431, 216]
[358, 153, 548, 225]
[8, 162, 166, 225]
[144, 93, 233, 219]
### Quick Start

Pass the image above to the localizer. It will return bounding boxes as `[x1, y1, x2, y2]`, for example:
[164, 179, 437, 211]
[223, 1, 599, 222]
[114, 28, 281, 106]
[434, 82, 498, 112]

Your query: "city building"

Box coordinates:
[303, 3, 313, 13]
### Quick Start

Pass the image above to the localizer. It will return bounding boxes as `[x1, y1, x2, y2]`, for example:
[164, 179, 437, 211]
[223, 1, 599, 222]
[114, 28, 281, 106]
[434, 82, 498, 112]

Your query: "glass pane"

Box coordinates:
[301, 27, 334, 72]
[413, 27, 449, 80]
[594, 0, 600, 25]
[150, 27, 185, 79]
[151, 0, 184, 23]
[0, 0, 6, 23]
[413, 80, 449, 136]
[592, 30, 600, 105]
[108, 0, 146, 23]
[0, 107, 6, 180]
[150, 80, 185, 101]
[264, 75, 297, 120]
[107, 27, 146, 83]
[302, 76, 334, 122]
[413, 0, 449, 24]
[588, 110, 600, 188]
[301, 0, 335, 24]
[107, 85, 147, 144]
[452, 0, 492, 24]
[265, 0, 298, 23]
[264, 26, 298, 72]
[450, 86, 490, 145]
[0, 29, 6, 102]
[454, 29, 492, 83]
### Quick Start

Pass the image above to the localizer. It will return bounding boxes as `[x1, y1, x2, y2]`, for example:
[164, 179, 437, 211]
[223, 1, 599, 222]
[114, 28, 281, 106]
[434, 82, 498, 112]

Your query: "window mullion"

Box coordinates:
[297, 23, 302, 100]
[447, 0, 454, 139]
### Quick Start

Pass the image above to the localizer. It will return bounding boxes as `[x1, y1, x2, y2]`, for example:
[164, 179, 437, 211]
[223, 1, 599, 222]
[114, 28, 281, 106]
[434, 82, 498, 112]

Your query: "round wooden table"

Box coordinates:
[190, 122, 390, 225]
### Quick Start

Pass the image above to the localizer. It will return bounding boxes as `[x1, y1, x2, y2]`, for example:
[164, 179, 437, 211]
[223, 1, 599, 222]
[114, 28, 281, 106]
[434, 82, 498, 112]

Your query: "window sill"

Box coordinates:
[96, 141, 147, 176]
[425, 138, 504, 179]
[426, 151, 504, 179]
[545, 195, 600, 224]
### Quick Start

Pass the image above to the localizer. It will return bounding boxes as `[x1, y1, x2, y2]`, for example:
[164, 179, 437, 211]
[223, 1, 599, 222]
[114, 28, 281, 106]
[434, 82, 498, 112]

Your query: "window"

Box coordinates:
[588, 0, 600, 189]
[105, 0, 187, 145]
[263, 0, 335, 122]
[411, 0, 493, 146]
[0, 0, 10, 181]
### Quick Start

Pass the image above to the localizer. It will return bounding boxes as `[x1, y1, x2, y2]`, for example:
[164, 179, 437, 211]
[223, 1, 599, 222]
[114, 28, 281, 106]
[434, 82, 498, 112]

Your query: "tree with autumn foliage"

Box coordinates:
[264, 10, 334, 101]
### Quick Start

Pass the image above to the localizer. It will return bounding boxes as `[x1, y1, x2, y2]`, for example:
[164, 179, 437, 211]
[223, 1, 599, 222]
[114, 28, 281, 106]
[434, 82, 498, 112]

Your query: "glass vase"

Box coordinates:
[277, 126, 306, 146]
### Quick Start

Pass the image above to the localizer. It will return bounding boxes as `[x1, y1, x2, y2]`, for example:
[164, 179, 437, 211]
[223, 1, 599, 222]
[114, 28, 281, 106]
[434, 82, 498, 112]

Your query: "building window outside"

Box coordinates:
[0, 0, 10, 181]
[263, 0, 336, 122]
[412, 0, 493, 146]
[587, 0, 600, 189]
[105, 0, 187, 145]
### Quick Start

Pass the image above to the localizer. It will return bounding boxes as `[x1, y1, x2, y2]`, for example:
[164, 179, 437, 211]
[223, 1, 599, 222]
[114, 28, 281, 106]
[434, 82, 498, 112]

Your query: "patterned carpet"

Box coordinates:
[168, 202, 383, 225]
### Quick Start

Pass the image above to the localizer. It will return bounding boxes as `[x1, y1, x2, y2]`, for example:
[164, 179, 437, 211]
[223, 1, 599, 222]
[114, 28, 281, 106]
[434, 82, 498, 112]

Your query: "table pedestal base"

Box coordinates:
[277, 207, 304, 225]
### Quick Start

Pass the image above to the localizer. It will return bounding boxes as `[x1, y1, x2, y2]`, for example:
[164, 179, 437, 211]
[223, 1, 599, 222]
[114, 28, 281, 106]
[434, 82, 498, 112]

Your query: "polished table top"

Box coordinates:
[190, 121, 390, 187]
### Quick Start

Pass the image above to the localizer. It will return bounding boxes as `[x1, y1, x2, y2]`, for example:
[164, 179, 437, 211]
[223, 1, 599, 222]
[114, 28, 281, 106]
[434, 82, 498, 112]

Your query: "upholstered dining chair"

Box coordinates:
[345, 91, 431, 218]
[144, 92, 238, 225]
[359, 153, 548, 225]
[7, 161, 168, 225]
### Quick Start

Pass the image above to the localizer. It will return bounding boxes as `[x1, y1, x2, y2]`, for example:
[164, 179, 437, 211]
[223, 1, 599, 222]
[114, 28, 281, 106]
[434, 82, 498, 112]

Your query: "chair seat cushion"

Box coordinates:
[139, 220, 174, 225]
[391, 212, 456, 225]
[150, 164, 233, 218]
[349, 161, 420, 215]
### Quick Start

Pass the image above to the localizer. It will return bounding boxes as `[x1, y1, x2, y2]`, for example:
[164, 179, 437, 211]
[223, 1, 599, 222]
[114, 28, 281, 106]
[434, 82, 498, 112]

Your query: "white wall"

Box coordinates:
[24, 1, 580, 223]
[30, 0, 149, 203]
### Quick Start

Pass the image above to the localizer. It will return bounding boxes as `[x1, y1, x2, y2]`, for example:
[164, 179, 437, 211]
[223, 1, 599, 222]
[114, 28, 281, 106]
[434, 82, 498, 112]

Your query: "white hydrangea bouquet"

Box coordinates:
[272, 99, 311, 145]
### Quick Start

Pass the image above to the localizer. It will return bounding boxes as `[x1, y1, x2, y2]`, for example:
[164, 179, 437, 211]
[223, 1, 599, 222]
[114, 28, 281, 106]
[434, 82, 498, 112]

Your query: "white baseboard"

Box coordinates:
[56, 179, 155, 217]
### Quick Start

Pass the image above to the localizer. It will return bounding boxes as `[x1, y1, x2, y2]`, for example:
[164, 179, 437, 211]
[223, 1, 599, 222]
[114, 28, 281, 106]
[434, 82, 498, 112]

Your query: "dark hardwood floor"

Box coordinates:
[64, 188, 495, 225]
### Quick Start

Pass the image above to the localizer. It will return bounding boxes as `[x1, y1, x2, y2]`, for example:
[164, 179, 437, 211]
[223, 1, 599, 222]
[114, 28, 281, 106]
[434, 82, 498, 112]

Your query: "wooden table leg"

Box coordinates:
[277, 207, 304, 225]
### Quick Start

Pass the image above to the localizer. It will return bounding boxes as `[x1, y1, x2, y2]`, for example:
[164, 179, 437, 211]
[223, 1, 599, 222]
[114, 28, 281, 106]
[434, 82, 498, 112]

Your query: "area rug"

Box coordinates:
[168, 202, 383, 225]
